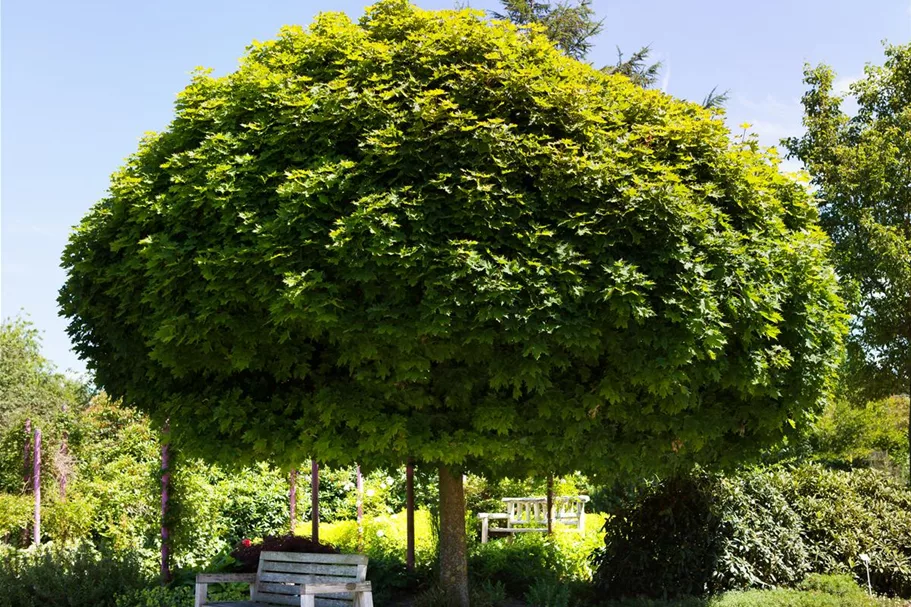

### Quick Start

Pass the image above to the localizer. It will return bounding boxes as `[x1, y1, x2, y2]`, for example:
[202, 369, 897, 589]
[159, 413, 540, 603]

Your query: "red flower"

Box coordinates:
[241, 539, 252, 547]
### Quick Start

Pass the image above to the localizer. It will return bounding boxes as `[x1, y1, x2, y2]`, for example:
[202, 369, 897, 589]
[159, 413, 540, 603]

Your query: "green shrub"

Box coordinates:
[799, 574, 869, 598]
[525, 578, 572, 607]
[0, 493, 32, 543]
[0, 542, 151, 607]
[469, 534, 565, 596]
[709, 588, 877, 607]
[114, 586, 194, 607]
[413, 580, 508, 607]
[810, 396, 909, 478]
[114, 583, 248, 607]
[594, 465, 911, 599]
[780, 466, 911, 597]
[594, 474, 722, 598]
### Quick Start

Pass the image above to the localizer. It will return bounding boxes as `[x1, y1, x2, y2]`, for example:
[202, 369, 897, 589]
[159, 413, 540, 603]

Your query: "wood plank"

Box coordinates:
[252, 591, 301, 606]
[197, 573, 257, 583]
[488, 527, 548, 533]
[261, 561, 358, 577]
[257, 581, 361, 598]
[254, 590, 356, 606]
[302, 583, 370, 595]
[260, 552, 366, 566]
[260, 572, 357, 585]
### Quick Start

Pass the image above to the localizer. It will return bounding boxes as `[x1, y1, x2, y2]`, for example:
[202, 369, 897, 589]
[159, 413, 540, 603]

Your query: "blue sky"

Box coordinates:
[2, 0, 910, 375]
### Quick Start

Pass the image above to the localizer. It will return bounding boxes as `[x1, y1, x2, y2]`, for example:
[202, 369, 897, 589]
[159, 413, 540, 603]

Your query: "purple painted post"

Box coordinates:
[33, 428, 41, 545]
[290, 469, 298, 535]
[406, 460, 415, 571]
[356, 464, 364, 551]
[310, 460, 319, 543]
[23, 419, 32, 490]
[59, 432, 69, 500]
[160, 425, 171, 583]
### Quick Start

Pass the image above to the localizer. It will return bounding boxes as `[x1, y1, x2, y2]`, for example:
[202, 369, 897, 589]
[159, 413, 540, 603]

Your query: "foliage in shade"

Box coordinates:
[593, 465, 911, 599]
[229, 535, 338, 573]
[59, 0, 845, 480]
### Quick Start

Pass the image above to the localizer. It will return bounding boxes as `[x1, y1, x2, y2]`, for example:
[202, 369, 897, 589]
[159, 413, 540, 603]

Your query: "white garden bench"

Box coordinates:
[195, 551, 374, 607]
[477, 496, 590, 543]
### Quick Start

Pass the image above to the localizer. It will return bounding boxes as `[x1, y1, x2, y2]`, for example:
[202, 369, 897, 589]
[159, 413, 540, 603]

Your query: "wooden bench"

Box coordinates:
[195, 551, 374, 607]
[477, 496, 590, 543]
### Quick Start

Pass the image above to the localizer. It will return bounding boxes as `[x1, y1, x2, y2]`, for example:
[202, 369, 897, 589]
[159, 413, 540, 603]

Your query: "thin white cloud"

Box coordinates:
[661, 59, 671, 93]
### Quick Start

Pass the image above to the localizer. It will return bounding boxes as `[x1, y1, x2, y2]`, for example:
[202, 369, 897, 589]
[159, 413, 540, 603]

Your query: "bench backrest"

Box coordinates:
[254, 551, 367, 606]
[503, 496, 590, 528]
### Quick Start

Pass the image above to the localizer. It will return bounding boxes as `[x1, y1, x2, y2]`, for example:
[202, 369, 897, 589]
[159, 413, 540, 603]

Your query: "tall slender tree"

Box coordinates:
[785, 43, 911, 478]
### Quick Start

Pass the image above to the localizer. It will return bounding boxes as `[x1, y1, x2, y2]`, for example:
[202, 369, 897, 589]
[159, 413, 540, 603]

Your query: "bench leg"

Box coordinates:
[355, 590, 375, 607]
[194, 583, 207, 607]
[481, 517, 489, 544]
[300, 595, 315, 607]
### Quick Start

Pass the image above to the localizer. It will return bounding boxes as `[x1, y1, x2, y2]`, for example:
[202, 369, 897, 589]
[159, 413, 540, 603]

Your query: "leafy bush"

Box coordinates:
[114, 586, 194, 607]
[413, 580, 508, 607]
[469, 534, 565, 596]
[322, 510, 436, 601]
[0, 542, 151, 607]
[0, 493, 32, 543]
[228, 534, 338, 573]
[594, 465, 911, 599]
[779, 466, 911, 597]
[525, 578, 572, 607]
[798, 574, 869, 598]
[595, 474, 723, 598]
[810, 396, 909, 480]
[598, 576, 907, 607]
[114, 583, 248, 607]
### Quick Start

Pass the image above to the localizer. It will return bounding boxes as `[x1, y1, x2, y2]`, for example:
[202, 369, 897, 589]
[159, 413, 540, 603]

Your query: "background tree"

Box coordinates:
[60, 1, 845, 603]
[492, 0, 662, 87]
[785, 43, 911, 476]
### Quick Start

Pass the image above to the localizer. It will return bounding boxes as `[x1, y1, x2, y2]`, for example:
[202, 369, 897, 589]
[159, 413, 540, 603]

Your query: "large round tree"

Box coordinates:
[60, 1, 845, 602]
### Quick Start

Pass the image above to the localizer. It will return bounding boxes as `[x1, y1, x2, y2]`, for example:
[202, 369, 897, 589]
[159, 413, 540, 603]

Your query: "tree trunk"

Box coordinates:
[546, 474, 554, 535]
[311, 460, 319, 543]
[290, 469, 298, 535]
[160, 427, 171, 583]
[438, 466, 469, 607]
[406, 460, 415, 571]
[33, 428, 41, 546]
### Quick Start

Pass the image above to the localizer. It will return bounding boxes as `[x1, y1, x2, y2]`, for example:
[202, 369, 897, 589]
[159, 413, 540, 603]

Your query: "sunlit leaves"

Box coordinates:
[59, 0, 844, 481]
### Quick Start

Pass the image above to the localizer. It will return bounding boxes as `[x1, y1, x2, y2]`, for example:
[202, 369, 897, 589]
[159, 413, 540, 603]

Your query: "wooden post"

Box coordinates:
[160, 425, 171, 583]
[290, 468, 298, 535]
[311, 460, 319, 543]
[546, 475, 554, 535]
[406, 459, 415, 571]
[33, 428, 41, 546]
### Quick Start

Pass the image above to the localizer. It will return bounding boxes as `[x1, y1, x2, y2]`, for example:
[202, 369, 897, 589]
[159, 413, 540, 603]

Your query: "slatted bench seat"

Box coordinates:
[477, 496, 590, 543]
[195, 551, 373, 607]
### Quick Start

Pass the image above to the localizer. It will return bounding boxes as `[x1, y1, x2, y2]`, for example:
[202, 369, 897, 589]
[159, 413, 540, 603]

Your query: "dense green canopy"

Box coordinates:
[60, 0, 844, 479]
